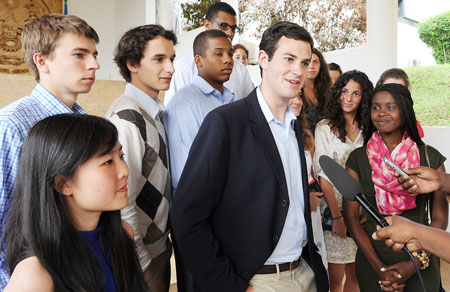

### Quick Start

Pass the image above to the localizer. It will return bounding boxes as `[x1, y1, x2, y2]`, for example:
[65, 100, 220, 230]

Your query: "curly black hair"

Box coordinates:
[324, 70, 374, 142]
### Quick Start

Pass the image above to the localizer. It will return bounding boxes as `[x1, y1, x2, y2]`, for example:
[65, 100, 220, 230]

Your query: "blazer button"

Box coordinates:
[273, 236, 279, 242]
[282, 200, 288, 207]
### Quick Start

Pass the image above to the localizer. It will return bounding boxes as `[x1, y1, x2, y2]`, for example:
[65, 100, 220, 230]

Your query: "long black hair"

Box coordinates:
[310, 48, 332, 113]
[3, 114, 147, 291]
[364, 83, 423, 145]
[324, 70, 373, 142]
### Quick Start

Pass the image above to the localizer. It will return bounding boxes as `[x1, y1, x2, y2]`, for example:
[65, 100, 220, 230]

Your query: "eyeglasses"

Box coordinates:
[211, 19, 240, 33]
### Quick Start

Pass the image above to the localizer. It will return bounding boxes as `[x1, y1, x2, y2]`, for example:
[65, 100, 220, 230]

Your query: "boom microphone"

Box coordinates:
[318, 155, 389, 228]
[318, 155, 427, 292]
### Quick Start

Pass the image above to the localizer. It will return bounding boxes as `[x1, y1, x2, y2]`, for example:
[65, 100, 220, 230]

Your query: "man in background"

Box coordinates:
[164, 2, 254, 105]
[164, 29, 235, 292]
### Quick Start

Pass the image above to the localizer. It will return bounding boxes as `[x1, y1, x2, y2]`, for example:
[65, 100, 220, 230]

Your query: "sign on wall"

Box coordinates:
[0, 0, 62, 74]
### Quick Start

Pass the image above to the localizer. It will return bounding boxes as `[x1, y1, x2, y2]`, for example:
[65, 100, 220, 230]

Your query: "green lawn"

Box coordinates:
[403, 64, 450, 126]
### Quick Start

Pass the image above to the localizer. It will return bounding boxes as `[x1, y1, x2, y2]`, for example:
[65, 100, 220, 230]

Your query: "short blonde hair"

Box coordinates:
[21, 14, 99, 81]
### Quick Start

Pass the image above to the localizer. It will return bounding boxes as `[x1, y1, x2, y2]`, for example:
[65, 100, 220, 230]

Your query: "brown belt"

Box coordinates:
[255, 258, 301, 274]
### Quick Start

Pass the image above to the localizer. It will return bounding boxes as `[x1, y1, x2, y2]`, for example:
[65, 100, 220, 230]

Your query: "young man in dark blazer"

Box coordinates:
[171, 21, 329, 292]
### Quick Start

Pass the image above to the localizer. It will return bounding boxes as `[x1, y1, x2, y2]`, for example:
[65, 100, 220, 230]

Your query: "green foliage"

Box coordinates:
[181, 0, 220, 31]
[403, 64, 450, 126]
[418, 11, 450, 64]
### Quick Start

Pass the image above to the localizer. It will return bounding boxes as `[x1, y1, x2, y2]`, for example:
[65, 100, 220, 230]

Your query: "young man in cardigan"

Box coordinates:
[105, 24, 176, 292]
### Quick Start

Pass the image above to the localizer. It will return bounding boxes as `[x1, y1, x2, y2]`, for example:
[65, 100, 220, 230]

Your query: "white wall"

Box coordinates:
[423, 127, 450, 171]
[69, 0, 152, 81]
[397, 22, 436, 67]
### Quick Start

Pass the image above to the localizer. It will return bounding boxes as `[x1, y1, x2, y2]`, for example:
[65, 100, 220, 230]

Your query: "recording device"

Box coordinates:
[383, 157, 407, 176]
[318, 155, 389, 228]
[318, 155, 427, 292]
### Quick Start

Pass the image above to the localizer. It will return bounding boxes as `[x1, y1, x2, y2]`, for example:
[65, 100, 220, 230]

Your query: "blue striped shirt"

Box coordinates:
[0, 84, 86, 289]
[164, 74, 235, 195]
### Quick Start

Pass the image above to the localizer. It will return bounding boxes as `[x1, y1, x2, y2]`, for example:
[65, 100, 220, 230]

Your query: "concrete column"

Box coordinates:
[158, 0, 174, 30]
[366, 0, 397, 72]
[146, 0, 156, 24]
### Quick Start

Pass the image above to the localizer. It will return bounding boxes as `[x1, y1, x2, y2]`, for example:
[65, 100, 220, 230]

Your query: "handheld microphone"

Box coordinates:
[318, 155, 427, 292]
[318, 155, 389, 228]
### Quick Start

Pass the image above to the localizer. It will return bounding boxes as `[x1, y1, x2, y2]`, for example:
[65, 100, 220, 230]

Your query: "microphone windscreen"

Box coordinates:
[319, 155, 363, 201]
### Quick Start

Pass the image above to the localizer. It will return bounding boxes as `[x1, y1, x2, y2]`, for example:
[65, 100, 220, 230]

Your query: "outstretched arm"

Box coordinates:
[397, 166, 450, 193]
[373, 216, 450, 263]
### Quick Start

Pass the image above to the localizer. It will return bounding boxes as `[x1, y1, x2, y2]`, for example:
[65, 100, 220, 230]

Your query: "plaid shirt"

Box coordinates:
[0, 84, 86, 289]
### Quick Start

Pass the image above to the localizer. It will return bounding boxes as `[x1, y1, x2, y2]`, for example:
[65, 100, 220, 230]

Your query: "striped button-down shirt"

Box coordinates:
[0, 84, 86, 289]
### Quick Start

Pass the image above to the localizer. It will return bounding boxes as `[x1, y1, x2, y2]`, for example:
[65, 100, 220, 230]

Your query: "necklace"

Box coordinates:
[346, 122, 358, 140]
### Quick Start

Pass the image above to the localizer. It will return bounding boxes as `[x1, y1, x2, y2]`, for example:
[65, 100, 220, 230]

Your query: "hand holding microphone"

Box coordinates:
[372, 216, 422, 252]
[318, 155, 389, 229]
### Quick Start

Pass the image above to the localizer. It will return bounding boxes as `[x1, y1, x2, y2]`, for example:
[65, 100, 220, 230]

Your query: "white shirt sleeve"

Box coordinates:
[224, 61, 255, 100]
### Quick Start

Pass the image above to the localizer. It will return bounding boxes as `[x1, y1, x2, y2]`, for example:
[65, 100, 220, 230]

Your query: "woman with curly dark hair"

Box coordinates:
[313, 70, 373, 292]
[303, 48, 332, 134]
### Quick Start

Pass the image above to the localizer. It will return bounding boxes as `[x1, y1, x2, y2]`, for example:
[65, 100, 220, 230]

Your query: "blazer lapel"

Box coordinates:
[293, 120, 314, 237]
[247, 90, 289, 198]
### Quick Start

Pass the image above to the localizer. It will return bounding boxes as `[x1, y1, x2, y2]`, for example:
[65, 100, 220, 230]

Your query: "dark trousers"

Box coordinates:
[172, 234, 201, 292]
[143, 241, 172, 292]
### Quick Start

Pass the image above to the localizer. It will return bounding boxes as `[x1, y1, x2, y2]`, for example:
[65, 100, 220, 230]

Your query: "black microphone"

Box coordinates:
[318, 155, 389, 228]
[318, 155, 427, 292]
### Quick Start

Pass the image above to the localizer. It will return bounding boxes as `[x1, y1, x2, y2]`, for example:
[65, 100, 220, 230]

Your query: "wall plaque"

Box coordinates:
[0, 0, 62, 74]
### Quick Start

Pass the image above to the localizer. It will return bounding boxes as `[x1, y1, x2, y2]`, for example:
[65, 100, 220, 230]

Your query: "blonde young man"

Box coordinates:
[0, 14, 99, 289]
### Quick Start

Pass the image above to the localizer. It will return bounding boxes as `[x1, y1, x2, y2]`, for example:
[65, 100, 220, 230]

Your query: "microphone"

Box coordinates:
[318, 155, 427, 292]
[318, 155, 389, 228]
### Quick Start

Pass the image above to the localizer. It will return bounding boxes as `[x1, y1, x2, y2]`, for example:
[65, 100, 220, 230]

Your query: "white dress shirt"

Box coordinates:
[256, 87, 307, 265]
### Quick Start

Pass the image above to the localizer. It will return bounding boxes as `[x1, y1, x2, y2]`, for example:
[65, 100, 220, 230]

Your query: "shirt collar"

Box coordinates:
[256, 87, 296, 128]
[124, 83, 165, 120]
[192, 74, 235, 104]
[32, 83, 86, 114]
